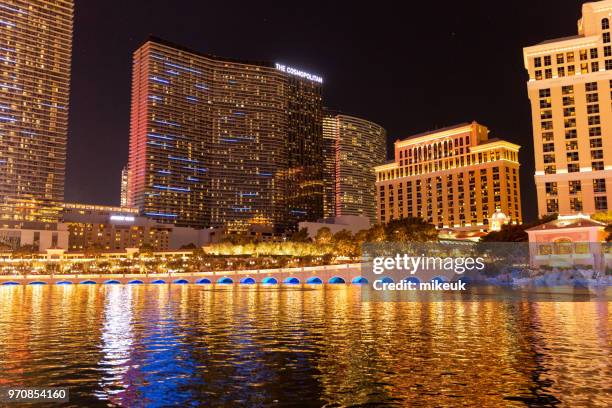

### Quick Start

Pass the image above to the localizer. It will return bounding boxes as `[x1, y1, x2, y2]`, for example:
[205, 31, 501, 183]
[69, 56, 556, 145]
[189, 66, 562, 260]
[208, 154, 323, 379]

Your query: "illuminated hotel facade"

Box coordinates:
[523, 0, 612, 216]
[323, 111, 386, 222]
[0, 0, 73, 214]
[127, 38, 323, 232]
[375, 122, 522, 229]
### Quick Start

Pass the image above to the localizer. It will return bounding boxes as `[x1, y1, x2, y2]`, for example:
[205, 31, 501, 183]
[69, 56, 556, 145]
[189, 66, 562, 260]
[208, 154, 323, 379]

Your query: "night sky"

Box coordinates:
[67, 0, 585, 222]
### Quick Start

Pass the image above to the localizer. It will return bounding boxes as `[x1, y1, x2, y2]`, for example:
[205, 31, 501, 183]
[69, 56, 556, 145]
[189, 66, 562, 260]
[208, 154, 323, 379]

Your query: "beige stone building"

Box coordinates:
[523, 0, 612, 217]
[375, 122, 521, 230]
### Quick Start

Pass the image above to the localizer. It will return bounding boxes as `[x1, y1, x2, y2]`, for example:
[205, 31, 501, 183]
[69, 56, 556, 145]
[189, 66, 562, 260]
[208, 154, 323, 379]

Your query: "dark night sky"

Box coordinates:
[67, 0, 585, 222]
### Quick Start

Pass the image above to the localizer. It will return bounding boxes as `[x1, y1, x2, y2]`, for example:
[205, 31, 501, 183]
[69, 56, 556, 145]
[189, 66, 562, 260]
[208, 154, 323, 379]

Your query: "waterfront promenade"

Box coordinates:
[0, 263, 365, 285]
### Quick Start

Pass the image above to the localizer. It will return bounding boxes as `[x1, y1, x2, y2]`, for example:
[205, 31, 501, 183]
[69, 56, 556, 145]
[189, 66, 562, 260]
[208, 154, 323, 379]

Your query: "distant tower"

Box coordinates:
[323, 111, 386, 222]
[120, 166, 130, 207]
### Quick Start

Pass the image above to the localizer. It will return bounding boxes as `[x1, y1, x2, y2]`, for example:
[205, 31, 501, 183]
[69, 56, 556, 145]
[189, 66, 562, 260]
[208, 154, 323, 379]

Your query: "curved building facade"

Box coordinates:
[323, 112, 386, 222]
[127, 38, 323, 231]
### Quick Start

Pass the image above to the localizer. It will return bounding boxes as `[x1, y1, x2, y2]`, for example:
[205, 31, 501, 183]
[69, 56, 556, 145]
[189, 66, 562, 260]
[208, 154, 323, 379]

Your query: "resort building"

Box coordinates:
[322, 111, 386, 222]
[523, 0, 612, 217]
[375, 122, 522, 230]
[0, 197, 66, 251]
[61, 202, 221, 251]
[127, 37, 323, 233]
[0, 0, 73, 207]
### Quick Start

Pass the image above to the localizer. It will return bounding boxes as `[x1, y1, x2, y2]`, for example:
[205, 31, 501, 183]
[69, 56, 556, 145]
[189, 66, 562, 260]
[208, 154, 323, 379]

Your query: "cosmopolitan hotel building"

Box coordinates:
[375, 122, 522, 230]
[127, 38, 323, 233]
[523, 0, 612, 216]
[322, 111, 386, 222]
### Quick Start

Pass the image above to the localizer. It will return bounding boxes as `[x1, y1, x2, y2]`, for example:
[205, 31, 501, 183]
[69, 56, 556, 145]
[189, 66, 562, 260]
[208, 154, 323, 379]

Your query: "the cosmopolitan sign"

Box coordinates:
[275, 63, 323, 84]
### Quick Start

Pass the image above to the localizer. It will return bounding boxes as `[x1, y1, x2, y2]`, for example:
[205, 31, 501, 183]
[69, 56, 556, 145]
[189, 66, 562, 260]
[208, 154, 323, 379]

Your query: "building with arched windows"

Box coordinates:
[375, 122, 522, 231]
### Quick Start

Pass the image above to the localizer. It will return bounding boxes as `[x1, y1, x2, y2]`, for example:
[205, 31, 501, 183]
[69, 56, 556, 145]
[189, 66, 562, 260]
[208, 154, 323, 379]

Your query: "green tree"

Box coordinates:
[366, 224, 386, 242]
[332, 229, 356, 258]
[290, 228, 311, 243]
[480, 224, 528, 242]
[315, 227, 333, 245]
[13, 244, 38, 255]
[592, 211, 612, 224]
[480, 214, 558, 243]
[139, 243, 155, 256]
[384, 217, 438, 242]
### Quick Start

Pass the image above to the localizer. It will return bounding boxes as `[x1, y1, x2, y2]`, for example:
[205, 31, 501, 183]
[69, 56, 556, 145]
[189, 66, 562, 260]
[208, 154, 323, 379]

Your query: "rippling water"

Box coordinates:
[0, 285, 610, 407]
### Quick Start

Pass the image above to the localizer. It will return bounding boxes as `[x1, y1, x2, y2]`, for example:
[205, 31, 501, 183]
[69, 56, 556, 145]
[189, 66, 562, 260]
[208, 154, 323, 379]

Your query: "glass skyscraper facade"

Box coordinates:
[127, 38, 323, 232]
[0, 0, 73, 223]
[322, 112, 386, 222]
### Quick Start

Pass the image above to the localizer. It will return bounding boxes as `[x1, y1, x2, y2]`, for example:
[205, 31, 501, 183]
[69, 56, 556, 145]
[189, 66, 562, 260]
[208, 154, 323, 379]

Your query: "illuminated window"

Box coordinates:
[569, 180, 581, 194]
[534, 57, 542, 67]
[595, 196, 608, 211]
[593, 179, 606, 193]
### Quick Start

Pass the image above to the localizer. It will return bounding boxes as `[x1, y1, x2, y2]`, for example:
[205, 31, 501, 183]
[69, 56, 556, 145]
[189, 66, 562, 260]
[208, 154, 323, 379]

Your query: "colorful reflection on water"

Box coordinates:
[0, 285, 610, 407]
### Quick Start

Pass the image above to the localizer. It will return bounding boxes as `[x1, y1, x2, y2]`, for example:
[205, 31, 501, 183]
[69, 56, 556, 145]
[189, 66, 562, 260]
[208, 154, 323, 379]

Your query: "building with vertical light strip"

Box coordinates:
[120, 166, 130, 207]
[127, 38, 323, 232]
[375, 122, 522, 230]
[322, 111, 386, 222]
[523, 0, 612, 217]
[0, 0, 73, 224]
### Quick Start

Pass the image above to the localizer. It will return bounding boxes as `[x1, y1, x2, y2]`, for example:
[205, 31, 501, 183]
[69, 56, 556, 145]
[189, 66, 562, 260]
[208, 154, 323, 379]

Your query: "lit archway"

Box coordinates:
[283, 277, 300, 284]
[351, 276, 368, 285]
[240, 277, 256, 285]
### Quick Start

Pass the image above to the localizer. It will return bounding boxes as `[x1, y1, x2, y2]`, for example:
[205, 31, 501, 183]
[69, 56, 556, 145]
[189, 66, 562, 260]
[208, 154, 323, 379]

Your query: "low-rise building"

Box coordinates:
[526, 214, 610, 269]
[62, 203, 221, 251]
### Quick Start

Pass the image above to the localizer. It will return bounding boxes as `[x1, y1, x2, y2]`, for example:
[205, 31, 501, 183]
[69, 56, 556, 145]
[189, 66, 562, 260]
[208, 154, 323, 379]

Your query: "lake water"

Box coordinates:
[0, 285, 610, 407]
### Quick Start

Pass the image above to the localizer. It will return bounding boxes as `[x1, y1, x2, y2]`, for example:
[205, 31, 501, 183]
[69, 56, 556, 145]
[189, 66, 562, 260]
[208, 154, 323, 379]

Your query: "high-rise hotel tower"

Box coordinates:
[127, 38, 323, 231]
[524, 0, 612, 216]
[375, 122, 522, 229]
[0, 0, 73, 208]
[322, 111, 386, 222]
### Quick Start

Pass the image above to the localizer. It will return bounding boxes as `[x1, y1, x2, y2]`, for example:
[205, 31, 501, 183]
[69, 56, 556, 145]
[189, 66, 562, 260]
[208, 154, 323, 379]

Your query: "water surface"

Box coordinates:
[0, 285, 610, 407]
